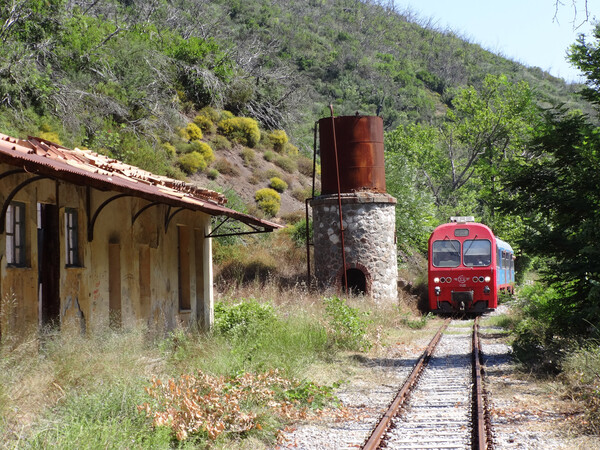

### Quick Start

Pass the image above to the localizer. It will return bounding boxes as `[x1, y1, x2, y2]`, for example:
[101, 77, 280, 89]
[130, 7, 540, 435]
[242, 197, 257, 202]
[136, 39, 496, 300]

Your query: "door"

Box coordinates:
[109, 243, 122, 328]
[38, 203, 60, 328]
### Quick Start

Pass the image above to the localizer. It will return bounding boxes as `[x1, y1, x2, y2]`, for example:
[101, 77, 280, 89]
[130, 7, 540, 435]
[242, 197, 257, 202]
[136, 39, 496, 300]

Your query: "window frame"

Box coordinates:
[432, 239, 461, 268]
[65, 208, 80, 267]
[6, 201, 27, 267]
[462, 239, 492, 267]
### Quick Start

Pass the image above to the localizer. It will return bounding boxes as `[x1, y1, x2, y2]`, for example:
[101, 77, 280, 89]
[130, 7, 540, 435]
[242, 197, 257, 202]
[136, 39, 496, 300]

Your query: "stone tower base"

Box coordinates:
[311, 192, 398, 303]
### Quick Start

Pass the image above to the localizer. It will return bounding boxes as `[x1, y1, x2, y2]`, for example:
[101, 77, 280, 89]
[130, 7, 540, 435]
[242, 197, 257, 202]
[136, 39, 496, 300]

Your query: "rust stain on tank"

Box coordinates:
[318, 115, 386, 194]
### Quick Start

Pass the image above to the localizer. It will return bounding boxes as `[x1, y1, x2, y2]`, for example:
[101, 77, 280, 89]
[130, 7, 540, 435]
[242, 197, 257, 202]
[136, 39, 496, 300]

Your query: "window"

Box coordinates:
[432, 240, 461, 267]
[463, 239, 491, 267]
[6, 202, 26, 266]
[65, 208, 79, 266]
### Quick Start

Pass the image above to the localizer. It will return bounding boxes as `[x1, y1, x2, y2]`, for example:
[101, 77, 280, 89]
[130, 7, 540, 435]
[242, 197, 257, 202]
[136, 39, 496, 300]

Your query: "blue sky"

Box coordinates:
[394, 0, 599, 83]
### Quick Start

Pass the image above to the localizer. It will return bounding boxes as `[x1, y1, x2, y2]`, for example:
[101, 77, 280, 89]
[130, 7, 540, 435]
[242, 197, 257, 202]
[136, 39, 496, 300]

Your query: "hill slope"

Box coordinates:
[0, 0, 590, 219]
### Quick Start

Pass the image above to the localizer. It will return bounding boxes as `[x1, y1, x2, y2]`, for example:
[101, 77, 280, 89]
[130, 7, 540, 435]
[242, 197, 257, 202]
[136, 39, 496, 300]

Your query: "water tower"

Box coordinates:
[310, 115, 398, 302]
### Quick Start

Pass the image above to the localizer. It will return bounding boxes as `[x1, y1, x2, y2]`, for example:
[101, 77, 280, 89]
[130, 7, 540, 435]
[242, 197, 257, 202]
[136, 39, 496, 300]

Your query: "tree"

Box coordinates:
[385, 74, 538, 231]
[501, 107, 600, 334]
[569, 23, 600, 107]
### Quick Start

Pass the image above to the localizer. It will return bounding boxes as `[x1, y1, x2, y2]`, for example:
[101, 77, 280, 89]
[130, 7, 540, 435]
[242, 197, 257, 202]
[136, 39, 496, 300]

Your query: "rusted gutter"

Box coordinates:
[305, 121, 319, 286]
[329, 105, 348, 294]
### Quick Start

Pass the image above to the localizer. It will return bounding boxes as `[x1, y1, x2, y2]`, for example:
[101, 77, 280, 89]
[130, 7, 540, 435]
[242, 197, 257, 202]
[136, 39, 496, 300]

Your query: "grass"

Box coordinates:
[0, 233, 438, 448]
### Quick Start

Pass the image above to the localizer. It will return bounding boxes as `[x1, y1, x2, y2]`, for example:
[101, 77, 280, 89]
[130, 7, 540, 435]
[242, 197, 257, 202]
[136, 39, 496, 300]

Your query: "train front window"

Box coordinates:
[463, 239, 491, 267]
[432, 240, 461, 267]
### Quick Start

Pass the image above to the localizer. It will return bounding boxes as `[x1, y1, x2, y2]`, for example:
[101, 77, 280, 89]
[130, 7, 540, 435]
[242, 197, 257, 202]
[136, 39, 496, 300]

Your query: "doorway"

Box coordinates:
[343, 268, 367, 296]
[38, 203, 60, 328]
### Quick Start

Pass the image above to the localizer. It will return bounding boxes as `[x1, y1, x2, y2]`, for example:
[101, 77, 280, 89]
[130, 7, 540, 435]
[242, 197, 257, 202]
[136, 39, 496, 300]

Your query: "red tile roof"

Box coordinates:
[0, 133, 282, 231]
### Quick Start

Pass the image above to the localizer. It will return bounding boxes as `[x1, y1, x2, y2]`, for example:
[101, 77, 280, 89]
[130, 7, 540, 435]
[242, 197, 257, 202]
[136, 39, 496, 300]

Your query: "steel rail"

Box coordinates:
[362, 317, 451, 450]
[472, 316, 489, 449]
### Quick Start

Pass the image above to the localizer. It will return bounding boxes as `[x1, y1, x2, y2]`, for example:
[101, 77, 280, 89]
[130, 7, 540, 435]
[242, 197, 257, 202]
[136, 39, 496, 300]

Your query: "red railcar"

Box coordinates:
[428, 217, 514, 314]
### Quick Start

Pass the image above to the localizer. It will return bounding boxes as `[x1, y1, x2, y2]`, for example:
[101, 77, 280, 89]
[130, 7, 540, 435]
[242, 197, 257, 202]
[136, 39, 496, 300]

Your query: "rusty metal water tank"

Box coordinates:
[318, 115, 386, 194]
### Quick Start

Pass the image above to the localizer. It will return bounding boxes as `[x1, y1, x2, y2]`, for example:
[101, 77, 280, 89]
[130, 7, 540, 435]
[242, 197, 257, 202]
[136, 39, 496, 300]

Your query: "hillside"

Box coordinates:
[0, 0, 591, 224]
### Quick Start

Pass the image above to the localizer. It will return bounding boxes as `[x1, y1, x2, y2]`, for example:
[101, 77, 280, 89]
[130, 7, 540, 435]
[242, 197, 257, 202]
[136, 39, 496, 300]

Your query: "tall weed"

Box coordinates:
[323, 296, 372, 351]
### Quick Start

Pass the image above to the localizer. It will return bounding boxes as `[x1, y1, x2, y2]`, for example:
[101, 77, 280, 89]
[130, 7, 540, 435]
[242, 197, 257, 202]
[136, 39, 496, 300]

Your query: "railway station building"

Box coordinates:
[0, 133, 280, 339]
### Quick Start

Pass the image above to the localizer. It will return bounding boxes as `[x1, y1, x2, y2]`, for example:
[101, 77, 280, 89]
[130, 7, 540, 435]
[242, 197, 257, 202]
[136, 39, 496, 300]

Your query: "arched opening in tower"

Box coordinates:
[343, 268, 367, 295]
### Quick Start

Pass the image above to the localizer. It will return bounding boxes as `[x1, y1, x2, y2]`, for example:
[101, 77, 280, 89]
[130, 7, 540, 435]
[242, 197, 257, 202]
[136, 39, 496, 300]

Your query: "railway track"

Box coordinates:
[362, 317, 491, 450]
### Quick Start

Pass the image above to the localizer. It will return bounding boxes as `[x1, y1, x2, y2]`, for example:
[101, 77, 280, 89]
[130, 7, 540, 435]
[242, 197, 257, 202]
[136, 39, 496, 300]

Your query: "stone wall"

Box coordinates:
[311, 192, 398, 302]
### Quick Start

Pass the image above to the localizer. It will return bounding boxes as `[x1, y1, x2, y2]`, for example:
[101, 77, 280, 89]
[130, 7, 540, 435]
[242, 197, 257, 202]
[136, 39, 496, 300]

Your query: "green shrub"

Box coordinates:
[213, 157, 240, 176]
[291, 186, 312, 202]
[324, 296, 372, 351]
[211, 134, 232, 150]
[185, 122, 203, 141]
[206, 168, 219, 179]
[288, 218, 311, 247]
[198, 106, 220, 123]
[178, 151, 206, 174]
[269, 177, 288, 193]
[297, 156, 314, 177]
[217, 117, 260, 147]
[219, 110, 234, 121]
[241, 148, 256, 166]
[274, 155, 297, 173]
[214, 299, 277, 337]
[162, 142, 176, 158]
[263, 150, 276, 162]
[193, 114, 215, 133]
[265, 168, 282, 179]
[191, 140, 215, 164]
[165, 166, 187, 180]
[268, 129, 289, 152]
[562, 344, 600, 434]
[283, 142, 298, 156]
[255, 188, 281, 216]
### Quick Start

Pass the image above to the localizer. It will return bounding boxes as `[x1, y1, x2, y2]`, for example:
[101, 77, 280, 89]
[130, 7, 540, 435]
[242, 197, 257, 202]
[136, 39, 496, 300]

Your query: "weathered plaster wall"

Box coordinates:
[0, 161, 214, 338]
[311, 192, 398, 303]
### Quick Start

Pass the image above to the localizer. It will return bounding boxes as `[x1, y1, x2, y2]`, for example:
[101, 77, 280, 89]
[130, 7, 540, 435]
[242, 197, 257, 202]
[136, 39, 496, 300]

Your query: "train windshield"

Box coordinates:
[463, 239, 491, 267]
[432, 240, 461, 267]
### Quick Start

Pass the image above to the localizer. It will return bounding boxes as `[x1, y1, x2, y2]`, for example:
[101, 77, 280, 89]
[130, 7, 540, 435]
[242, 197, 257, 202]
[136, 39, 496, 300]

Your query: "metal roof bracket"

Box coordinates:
[132, 201, 162, 225]
[87, 191, 132, 241]
[164, 206, 186, 233]
[0, 175, 49, 233]
[205, 216, 272, 238]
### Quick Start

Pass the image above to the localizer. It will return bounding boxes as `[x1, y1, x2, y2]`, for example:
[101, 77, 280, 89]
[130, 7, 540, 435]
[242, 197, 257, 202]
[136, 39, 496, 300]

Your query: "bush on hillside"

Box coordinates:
[213, 156, 240, 176]
[274, 155, 297, 173]
[284, 142, 299, 156]
[269, 177, 288, 192]
[192, 114, 215, 133]
[185, 122, 203, 141]
[297, 156, 314, 176]
[162, 142, 176, 158]
[206, 168, 219, 179]
[211, 134, 231, 150]
[217, 117, 260, 147]
[268, 129, 289, 152]
[178, 151, 206, 174]
[241, 148, 256, 166]
[255, 188, 281, 216]
[198, 106, 220, 123]
[190, 140, 215, 164]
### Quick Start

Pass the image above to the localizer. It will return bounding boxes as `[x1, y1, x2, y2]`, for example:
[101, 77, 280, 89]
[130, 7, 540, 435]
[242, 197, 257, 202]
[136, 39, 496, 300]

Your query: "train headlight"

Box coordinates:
[434, 286, 441, 296]
[483, 286, 491, 294]
[484, 276, 491, 282]
[433, 277, 440, 283]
